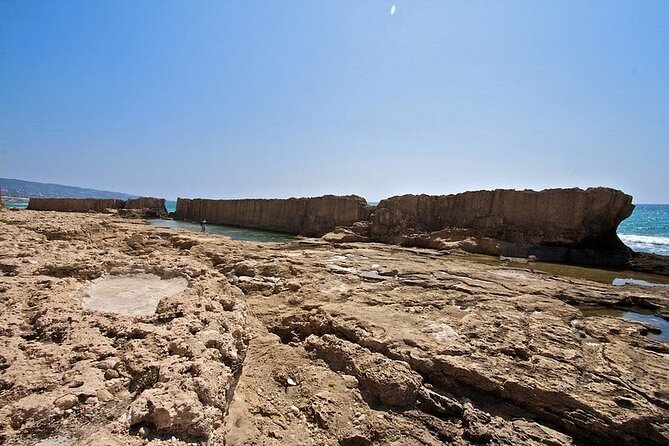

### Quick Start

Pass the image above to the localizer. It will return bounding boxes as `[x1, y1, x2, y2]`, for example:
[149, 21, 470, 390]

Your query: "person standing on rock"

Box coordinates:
[200, 220, 206, 233]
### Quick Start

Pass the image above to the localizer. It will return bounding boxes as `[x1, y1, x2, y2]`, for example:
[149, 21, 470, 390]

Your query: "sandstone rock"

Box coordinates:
[323, 227, 369, 243]
[124, 197, 166, 213]
[9, 394, 60, 429]
[128, 387, 215, 440]
[28, 198, 125, 212]
[368, 187, 634, 266]
[305, 334, 422, 407]
[53, 394, 79, 410]
[27, 196, 166, 217]
[96, 388, 114, 402]
[175, 195, 372, 236]
[3, 207, 668, 446]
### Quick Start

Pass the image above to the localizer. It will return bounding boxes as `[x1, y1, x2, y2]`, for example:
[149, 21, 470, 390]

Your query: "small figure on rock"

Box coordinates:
[200, 220, 207, 233]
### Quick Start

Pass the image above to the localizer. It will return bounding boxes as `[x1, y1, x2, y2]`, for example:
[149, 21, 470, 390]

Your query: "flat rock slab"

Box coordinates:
[82, 273, 187, 316]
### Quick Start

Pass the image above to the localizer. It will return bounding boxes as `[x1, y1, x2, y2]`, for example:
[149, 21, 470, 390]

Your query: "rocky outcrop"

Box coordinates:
[175, 195, 372, 237]
[27, 197, 166, 217]
[1, 210, 668, 445]
[121, 197, 167, 218]
[28, 198, 125, 212]
[124, 197, 166, 212]
[627, 252, 669, 276]
[0, 211, 248, 444]
[367, 187, 634, 266]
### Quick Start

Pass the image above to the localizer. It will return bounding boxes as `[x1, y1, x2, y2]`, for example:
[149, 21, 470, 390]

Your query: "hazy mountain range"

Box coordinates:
[0, 178, 137, 200]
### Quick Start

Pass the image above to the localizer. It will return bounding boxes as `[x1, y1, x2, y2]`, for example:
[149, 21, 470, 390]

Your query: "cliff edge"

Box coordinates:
[366, 187, 634, 266]
[28, 197, 167, 217]
[175, 195, 372, 236]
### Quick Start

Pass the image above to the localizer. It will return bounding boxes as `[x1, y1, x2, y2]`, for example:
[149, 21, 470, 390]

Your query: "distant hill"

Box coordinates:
[0, 178, 137, 200]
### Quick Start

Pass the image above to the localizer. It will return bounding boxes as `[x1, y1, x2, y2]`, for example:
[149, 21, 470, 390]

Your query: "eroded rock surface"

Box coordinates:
[367, 188, 634, 266]
[27, 198, 125, 213]
[175, 195, 372, 236]
[0, 211, 247, 445]
[28, 197, 167, 217]
[1, 209, 668, 445]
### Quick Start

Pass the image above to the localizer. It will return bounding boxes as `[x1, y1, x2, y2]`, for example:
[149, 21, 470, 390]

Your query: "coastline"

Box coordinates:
[1, 209, 668, 445]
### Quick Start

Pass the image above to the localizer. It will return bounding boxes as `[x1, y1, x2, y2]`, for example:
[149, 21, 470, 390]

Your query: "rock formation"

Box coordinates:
[27, 197, 167, 217]
[27, 198, 125, 212]
[124, 197, 166, 212]
[25, 188, 663, 271]
[0, 210, 667, 445]
[366, 187, 634, 266]
[175, 195, 372, 236]
[121, 197, 167, 218]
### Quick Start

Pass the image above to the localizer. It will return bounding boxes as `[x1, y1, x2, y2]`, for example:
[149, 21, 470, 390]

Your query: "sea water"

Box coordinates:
[1, 198, 29, 209]
[148, 218, 294, 243]
[618, 204, 669, 256]
[165, 200, 177, 213]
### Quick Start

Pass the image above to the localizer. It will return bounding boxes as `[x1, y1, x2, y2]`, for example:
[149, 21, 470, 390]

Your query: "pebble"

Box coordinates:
[286, 377, 297, 386]
[104, 369, 120, 379]
[54, 394, 78, 410]
[96, 388, 114, 402]
[342, 374, 358, 389]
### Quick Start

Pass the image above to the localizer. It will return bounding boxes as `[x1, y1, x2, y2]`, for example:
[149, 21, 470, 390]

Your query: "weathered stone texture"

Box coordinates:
[367, 187, 634, 265]
[27, 198, 125, 212]
[27, 197, 166, 216]
[124, 197, 166, 213]
[175, 195, 371, 236]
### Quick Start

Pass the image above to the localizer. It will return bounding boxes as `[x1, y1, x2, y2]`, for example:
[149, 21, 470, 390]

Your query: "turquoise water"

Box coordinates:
[580, 306, 669, 342]
[618, 204, 669, 256]
[1, 198, 29, 209]
[148, 218, 294, 243]
[166, 200, 176, 213]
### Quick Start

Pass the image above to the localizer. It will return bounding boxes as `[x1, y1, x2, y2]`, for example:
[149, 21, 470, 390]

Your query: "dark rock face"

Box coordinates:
[368, 188, 634, 266]
[627, 252, 669, 276]
[175, 195, 372, 237]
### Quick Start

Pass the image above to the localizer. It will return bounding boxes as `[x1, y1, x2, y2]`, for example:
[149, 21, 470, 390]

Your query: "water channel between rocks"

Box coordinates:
[148, 218, 295, 243]
[578, 307, 669, 342]
[457, 253, 669, 342]
[459, 252, 669, 287]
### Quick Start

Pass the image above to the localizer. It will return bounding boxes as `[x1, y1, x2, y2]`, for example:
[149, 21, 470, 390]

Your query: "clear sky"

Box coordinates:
[1, 1, 668, 203]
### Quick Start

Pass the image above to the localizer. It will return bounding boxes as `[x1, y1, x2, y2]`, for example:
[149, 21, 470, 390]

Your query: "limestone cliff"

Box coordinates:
[27, 198, 125, 212]
[28, 197, 166, 216]
[125, 197, 166, 212]
[175, 195, 372, 236]
[367, 188, 634, 266]
[123, 197, 167, 217]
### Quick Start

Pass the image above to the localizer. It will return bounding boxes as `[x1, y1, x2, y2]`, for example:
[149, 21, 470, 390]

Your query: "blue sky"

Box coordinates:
[1, 1, 668, 202]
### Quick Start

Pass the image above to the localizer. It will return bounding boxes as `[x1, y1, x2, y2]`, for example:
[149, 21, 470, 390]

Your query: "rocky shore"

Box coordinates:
[27, 197, 167, 218]
[1, 209, 668, 445]
[27, 188, 669, 273]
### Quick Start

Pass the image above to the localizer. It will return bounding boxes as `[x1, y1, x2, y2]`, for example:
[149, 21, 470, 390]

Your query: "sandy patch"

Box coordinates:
[82, 273, 187, 316]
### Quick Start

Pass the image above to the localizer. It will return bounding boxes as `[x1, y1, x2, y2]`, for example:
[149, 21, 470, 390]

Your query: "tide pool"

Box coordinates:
[148, 218, 294, 243]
